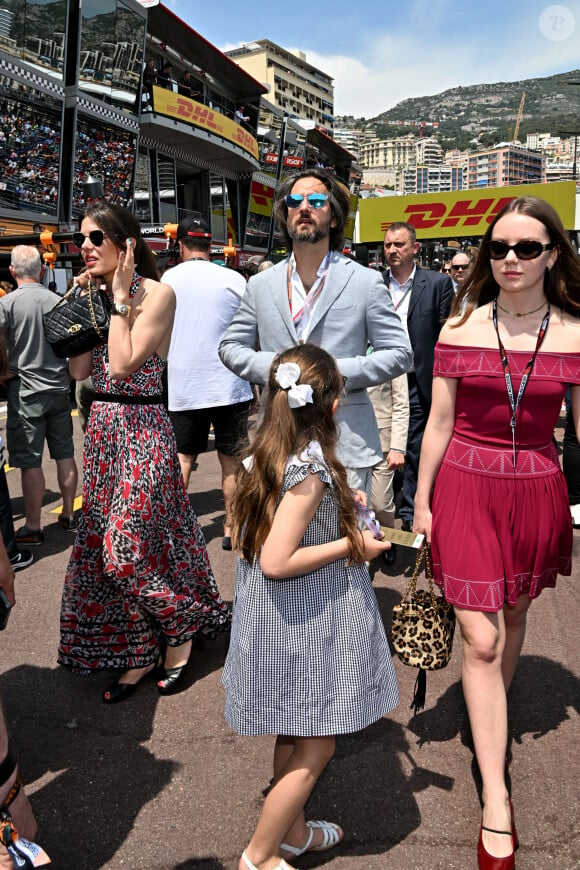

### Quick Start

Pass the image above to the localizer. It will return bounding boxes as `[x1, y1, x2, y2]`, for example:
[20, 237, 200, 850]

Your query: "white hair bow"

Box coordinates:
[275, 362, 313, 409]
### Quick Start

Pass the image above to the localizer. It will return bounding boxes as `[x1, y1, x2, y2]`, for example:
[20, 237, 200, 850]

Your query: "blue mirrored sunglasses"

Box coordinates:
[285, 193, 328, 209]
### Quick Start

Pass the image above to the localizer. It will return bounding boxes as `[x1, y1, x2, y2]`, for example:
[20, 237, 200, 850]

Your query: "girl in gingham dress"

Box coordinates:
[223, 344, 399, 870]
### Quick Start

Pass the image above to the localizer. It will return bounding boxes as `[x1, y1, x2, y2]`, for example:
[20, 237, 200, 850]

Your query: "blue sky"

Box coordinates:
[167, 0, 580, 116]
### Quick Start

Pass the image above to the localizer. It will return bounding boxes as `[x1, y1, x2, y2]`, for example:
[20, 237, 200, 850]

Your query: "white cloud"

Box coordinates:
[215, 6, 580, 119]
[306, 24, 580, 117]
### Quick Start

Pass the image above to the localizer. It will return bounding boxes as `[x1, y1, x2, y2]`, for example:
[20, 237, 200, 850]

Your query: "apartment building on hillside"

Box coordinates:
[466, 143, 545, 188]
[225, 40, 334, 133]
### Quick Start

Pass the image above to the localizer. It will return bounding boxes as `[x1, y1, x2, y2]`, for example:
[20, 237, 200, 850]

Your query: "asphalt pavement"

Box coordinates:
[0, 407, 578, 870]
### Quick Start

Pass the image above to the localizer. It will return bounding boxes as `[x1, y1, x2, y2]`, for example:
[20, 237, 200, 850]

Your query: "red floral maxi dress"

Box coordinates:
[59, 274, 231, 673]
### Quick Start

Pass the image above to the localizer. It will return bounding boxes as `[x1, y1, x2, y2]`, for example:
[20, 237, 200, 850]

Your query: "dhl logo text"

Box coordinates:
[166, 98, 223, 133]
[380, 196, 515, 232]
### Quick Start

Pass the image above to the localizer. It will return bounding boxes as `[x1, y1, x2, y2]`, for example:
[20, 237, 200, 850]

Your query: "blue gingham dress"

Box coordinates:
[222, 441, 399, 736]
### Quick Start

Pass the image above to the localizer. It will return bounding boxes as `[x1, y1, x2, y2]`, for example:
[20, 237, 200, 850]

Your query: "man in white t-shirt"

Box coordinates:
[164, 218, 253, 550]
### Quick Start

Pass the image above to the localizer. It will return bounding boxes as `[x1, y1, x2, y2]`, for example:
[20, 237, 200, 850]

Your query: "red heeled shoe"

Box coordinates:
[509, 798, 519, 851]
[478, 820, 515, 870]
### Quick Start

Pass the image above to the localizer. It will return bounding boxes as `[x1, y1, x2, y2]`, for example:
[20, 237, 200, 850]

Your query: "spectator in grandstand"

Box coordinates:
[177, 70, 201, 100]
[142, 59, 157, 96]
[156, 60, 174, 90]
[234, 105, 251, 129]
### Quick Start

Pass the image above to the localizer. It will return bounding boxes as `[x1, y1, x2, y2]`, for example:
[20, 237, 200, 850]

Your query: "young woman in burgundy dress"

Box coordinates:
[414, 196, 580, 870]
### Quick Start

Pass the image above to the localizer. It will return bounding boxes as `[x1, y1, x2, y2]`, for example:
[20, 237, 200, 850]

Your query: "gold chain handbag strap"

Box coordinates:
[400, 544, 438, 607]
[87, 287, 107, 343]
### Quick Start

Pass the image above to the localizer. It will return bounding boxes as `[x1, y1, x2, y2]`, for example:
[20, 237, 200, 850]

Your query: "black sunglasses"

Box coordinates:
[73, 230, 107, 248]
[489, 240, 554, 260]
[451, 263, 468, 271]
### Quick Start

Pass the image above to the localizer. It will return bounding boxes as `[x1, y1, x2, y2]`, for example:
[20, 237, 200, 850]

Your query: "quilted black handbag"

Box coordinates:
[392, 544, 455, 714]
[43, 288, 111, 358]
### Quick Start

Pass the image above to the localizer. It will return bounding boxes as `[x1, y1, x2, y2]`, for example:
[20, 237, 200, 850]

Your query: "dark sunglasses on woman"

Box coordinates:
[488, 240, 555, 260]
[72, 230, 107, 248]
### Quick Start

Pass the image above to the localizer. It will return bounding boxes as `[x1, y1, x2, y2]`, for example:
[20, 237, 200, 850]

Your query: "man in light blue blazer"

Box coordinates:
[219, 169, 413, 498]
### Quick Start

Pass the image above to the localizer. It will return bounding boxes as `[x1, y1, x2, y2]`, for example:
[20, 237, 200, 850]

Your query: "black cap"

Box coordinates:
[162, 60, 172, 69]
[176, 217, 211, 241]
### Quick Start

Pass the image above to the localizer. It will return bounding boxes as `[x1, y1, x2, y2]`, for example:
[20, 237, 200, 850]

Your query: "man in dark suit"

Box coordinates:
[383, 222, 454, 529]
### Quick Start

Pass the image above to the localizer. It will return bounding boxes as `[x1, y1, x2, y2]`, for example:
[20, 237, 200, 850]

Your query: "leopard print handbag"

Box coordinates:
[391, 544, 455, 713]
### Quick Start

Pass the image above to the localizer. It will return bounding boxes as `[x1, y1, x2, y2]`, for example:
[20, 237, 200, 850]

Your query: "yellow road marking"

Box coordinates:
[50, 495, 83, 515]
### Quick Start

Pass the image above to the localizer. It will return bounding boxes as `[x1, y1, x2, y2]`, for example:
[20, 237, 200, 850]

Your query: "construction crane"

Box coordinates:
[513, 91, 526, 143]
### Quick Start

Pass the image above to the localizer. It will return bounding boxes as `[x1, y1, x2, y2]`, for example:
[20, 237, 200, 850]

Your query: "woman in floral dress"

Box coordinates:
[59, 202, 230, 703]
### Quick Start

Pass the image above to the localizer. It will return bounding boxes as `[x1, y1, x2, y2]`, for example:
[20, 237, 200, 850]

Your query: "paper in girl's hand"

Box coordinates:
[354, 501, 382, 539]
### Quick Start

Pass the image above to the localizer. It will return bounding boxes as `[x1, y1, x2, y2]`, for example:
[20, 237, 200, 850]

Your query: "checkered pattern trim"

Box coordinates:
[253, 171, 277, 186]
[77, 96, 139, 132]
[139, 134, 247, 180]
[0, 56, 64, 97]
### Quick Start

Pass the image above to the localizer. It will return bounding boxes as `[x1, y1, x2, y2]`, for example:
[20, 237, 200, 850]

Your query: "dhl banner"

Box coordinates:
[359, 181, 576, 241]
[152, 87, 259, 161]
[344, 192, 358, 243]
[249, 180, 275, 217]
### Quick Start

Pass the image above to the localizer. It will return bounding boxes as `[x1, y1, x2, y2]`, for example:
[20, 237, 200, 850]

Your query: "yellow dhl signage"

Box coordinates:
[344, 192, 358, 242]
[359, 181, 576, 241]
[249, 181, 275, 217]
[152, 87, 259, 161]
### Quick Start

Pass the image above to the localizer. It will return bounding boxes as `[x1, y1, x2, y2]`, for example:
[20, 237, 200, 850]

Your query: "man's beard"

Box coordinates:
[288, 224, 328, 245]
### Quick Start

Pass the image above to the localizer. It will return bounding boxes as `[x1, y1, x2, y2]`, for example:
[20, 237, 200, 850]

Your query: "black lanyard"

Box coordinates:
[492, 298, 550, 468]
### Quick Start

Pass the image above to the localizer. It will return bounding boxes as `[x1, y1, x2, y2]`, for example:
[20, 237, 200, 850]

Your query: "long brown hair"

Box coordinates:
[82, 202, 160, 280]
[452, 196, 580, 324]
[231, 344, 364, 564]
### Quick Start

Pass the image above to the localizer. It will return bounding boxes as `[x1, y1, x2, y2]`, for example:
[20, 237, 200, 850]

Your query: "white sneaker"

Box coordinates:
[570, 504, 580, 528]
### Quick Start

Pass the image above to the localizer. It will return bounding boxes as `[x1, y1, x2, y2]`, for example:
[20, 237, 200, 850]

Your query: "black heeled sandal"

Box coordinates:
[103, 682, 138, 704]
[157, 664, 189, 695]
[102, 662, 157, 704]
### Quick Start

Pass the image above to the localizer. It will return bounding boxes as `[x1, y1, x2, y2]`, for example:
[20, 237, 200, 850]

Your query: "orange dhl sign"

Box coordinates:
[151, 86, 259, 161]
[358, 182, 576, 241]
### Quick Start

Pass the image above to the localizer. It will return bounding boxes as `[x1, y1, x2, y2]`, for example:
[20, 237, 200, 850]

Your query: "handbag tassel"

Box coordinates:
[410, 669, 427, 715]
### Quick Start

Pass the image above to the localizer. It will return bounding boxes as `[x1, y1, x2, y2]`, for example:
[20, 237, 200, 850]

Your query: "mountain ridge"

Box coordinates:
[337, 69, 580, 151]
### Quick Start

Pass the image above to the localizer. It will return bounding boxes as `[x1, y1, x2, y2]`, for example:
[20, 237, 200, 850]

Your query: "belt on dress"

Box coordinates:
[93, 392, 163, 405]
[443, 435, 559, 479]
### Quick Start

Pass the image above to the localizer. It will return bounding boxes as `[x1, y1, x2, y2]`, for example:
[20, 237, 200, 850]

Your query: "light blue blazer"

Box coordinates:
[219, 253, 413, 468]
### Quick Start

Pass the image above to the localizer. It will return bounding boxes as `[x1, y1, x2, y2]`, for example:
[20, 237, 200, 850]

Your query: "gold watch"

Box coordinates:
[111, 302, 130, 318]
